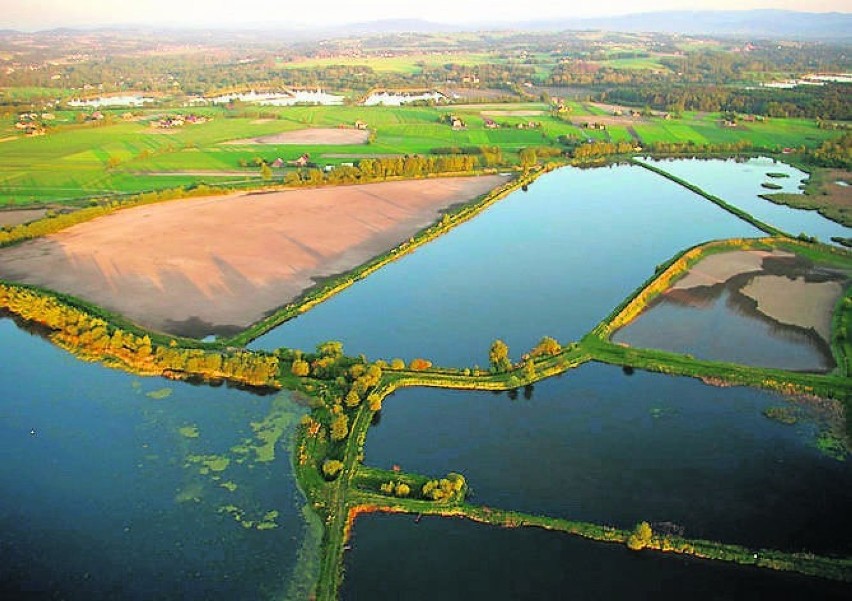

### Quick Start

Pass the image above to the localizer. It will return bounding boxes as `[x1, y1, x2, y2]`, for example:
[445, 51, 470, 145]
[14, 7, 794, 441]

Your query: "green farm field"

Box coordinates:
[0, 103, 843, 206]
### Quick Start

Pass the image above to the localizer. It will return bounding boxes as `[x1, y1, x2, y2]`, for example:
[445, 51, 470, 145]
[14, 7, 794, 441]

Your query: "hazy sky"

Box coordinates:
[4, 0, 849, 30]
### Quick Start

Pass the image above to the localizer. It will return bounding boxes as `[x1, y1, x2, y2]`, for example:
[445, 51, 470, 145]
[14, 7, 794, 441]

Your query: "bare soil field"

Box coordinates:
[223, 128, 370, 145]
[480, 110, 545, 117]
[740, 276, 843, 343]
[0, 176, 506, 337]
[0, 208, 48, 227]
[671, 250, 793, 290]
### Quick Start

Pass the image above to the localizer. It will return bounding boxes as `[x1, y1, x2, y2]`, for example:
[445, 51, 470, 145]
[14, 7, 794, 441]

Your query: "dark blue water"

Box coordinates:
[251, 164, 761, 366]
[344, 514, 852, 601]
[638, 156, 851, 244]
[0, 318, 310, 600]
[364, 363, 852, 554]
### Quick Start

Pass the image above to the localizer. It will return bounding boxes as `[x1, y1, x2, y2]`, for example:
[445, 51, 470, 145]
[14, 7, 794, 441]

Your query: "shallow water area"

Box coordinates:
[0, 318, 311, 600]
[613, 252, 846, 371]
[343, 513, 852, 600]
[363, 363, 852, 554]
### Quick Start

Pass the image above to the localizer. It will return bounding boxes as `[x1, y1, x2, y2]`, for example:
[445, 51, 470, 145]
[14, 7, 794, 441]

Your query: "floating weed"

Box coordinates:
[146, 387, 173, 400]
[220, 481, 238, 492]
[762, 406, 799, 425]
[178, 425, 200, 438]
[815, 431, 848, 462]
[187, 453, 230, 474]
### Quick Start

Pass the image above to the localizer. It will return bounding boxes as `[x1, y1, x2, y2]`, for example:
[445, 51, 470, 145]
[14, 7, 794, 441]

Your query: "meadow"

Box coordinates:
[0, 102, 841, 207]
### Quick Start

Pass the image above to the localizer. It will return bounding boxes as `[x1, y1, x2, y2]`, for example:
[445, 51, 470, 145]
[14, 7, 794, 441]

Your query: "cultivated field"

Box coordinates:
[0, 176, 506, 337]
[0, 103, 840, 207]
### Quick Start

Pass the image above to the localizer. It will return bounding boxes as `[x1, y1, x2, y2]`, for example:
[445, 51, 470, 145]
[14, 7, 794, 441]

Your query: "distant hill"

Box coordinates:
[531, 10, 852, 39]
[328, 10, 851, 40]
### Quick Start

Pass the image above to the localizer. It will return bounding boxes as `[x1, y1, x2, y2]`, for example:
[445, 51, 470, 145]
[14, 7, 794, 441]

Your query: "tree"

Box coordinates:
[395, 482, 410, 497]
[291, 359, 310, 377]
[260, 162, 272, 181]
[317, 340, 344, 358]
[519, 148, 537, 171]
[367, 393, 382, 412]
[330, 414, 349, 441]
[532, 336, 561, 357]
[409, 358, 432, 371]
[626, 521, 653, 551]
[322, 459, 344, 479]
[489, 339, 511, 372]
[344, 389, 361, 408]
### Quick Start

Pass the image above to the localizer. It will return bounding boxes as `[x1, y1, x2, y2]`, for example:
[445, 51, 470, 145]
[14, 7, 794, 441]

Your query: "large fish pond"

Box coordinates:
[250, 159, 845, 369]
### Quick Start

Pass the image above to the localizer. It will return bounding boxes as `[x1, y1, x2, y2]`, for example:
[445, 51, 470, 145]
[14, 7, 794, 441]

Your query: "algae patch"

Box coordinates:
[187, 454, 230, 475]
[218, 505, 280, 530]
[178, 425, 200, 438]
[146, 387, 173, 400]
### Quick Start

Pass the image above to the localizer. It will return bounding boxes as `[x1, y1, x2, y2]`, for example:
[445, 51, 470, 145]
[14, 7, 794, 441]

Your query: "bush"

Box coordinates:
[626, 521, 653, 551]
[322, 459, 344, 479]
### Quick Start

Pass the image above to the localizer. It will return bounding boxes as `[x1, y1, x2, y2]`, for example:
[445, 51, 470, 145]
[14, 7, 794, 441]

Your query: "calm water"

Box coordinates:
[0, 318, 310, 600]
[364, 363, 852, 554]
[638, 157, 851, 245]
[251, 164, 761, 366]
[613, 251, 844, 372]
[343, 514, 852, 600]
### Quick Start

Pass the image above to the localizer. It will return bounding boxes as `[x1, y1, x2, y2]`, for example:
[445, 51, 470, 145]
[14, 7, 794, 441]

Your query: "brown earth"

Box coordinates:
[480, 110, 545, 117]
[670, 250, 794, 290]
[0, 176, 507, 337]
[740, 276, 843, 344]
[0, 208, 48, 227]
[222, 128, 370, 145]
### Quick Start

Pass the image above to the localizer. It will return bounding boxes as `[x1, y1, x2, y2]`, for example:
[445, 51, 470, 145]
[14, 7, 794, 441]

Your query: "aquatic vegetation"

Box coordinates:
[220, 481, 238, 492]
[187, 453, 230, 474]
[762, 406, 799, 425]
[218, 505, 280, 530]
[816, 431, 848, 461]
[178, 424, 200, 438]
[146, 387, 172, 399]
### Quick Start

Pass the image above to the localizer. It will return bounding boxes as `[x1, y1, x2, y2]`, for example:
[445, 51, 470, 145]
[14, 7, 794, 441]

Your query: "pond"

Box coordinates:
[0, 318, 313, 600]
[363, 363, 852, 554]
[343, 513, 852, 601]
[251, 164, 761, 367]
[612, 251, 845, 372]
[637, 156, 851, 245]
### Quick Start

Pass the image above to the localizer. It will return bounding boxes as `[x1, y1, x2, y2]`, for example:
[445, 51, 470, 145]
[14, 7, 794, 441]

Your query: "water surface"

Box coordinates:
[0, 318, 310, 600]
[251, 164, 760, 366]
[638, 156, 851, 244]
[343, 514, 852, 601]
[364, 363, 852, 554]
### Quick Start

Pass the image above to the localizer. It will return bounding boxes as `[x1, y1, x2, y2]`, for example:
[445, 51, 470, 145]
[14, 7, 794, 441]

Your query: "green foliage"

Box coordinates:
[489, 339, 512, 373]
[330, 413, 349, 441]
[626, 521, 653, 551]
[291, 359, 310, 377]
[322, 459, 344, 479]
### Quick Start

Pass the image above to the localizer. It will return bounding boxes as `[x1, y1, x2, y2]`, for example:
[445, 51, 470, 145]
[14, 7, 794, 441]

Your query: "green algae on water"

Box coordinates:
[146, 387, 173, 399]
[178, 425, 200, 438]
